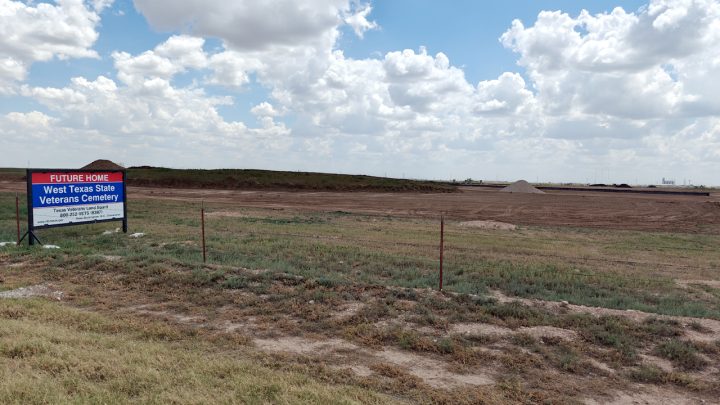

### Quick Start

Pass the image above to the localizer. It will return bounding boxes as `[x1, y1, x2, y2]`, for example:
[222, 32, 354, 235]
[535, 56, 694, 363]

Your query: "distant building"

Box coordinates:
[662, 177, 675, 185]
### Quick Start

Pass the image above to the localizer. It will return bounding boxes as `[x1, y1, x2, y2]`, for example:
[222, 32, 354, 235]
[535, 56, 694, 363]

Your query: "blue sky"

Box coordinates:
[1, 0, 719, 185]
[339, 0, 648, 83]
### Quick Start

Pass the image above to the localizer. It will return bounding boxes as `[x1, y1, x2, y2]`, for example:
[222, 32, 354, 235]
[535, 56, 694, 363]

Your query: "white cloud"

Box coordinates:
[112, 51, 181, 86]
[111, 35, 210, 86]
[500, 0, 720, 120]
[474, 72, 535, 115]
[206, 50, 263, 89]
[383, 48, 473, 113]
[16, 69, 290, 160]
[0, 0, 103, 85]
[133, 0, 347, 50]
[155, 35, 207, 70]
[251, 102, 280, 117]
[0, 57, 24, 90]
[3, 111, 55, 134]
[344, 2, 378, 38]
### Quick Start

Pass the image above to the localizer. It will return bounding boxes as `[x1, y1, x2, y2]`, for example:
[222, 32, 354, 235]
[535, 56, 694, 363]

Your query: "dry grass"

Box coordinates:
[0, 298, 397, 404]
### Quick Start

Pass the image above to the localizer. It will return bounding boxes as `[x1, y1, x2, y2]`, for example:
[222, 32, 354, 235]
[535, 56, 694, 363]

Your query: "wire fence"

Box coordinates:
[196, 203, 703, 288]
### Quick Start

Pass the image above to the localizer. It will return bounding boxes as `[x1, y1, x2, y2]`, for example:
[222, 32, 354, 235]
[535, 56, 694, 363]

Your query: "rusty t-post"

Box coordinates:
[439, 215, 444, 291]
[201, 200, 207, 263]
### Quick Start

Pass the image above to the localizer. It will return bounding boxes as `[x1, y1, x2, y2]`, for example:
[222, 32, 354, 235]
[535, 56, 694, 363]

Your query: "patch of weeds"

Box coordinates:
[620, 357, 707, 391]
[243, 384, 282, 402]
[664, 373, 710, 391]
[353, 301, 393, 322]
[486, 301, 548, 326]
[368, 363, 423, 389]
[642, 317, 682, 337]
[654, 339, 708, 371]
[464, 333, 501, 345]
[343, 323, 390, 346]
[222, 276, 248, 289]
[497, 349, 544, 373]
[436, 337, 456, 354]
[135, 321, 188, 342]
[626, 364, 667, 383]
[206, 332, 253, 346]
[1, 341, 46, 358]
[191, 268, 225, 286]
[395, 329, 436, 352]
[689, 340, 719, 355]
[369, 362, 405, 378]
[579, 316, 638, 364]
[315, 277, 339, 288]
[390, 288, 417, 301]
[687, 321, 710, 333]
[555, 312, 596, 329]
[260, 216, 326, 225]
[555, 348, 583, 373]
[539, 335, 563, 346]
[536, 341, 589, 374]
[445, 337, 489, 366]
[511, 333, 538, 348]
[0, 306, 26, 319]
[310, 289, 339, 304]
[496, 377, 551, 403]
[408, 307, 448, 329]
[417, 295, 457, 313]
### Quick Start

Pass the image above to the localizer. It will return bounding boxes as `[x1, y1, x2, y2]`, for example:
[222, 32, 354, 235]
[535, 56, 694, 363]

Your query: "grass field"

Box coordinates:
[1, 192, 719, 403]
[126, 167, 457, 192]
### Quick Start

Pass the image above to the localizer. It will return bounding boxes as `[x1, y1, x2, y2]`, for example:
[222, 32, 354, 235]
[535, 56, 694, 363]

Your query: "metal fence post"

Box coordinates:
[439, 215, 444, 291]
[201, 200, 207, 263]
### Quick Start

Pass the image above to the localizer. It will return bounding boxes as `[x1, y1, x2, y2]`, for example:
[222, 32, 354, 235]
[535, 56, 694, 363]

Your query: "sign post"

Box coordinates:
[23, 169, 127, 245]
[201, 200, 206, 263]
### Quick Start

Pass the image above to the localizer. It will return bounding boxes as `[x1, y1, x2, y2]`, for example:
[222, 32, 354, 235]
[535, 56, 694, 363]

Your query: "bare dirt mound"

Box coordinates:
[500, 180, 544, 194]
[81, 159, 125, 170]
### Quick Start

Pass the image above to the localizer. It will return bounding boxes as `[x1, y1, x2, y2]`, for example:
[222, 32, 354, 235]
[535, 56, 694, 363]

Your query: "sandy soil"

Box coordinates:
[0, 283, 63, 300]
[584, 384, 709, 405]
[3, 181, 717, 233]
[458, 220, 517, 230]
[254, 336, 494, 389]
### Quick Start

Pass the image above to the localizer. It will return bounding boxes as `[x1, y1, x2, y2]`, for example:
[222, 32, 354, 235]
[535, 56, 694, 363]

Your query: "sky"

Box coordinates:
[1, 0, 719, 185]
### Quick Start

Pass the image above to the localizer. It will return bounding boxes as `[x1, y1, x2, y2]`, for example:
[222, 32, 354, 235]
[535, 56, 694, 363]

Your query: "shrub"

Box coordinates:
[627, 365, 667, 383]
[654, 339, 708, 370]
[222, 276, 248, 289]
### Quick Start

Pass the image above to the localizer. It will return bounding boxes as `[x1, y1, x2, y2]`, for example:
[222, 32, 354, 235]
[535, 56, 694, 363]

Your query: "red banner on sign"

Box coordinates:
[31, 172, 124, 184]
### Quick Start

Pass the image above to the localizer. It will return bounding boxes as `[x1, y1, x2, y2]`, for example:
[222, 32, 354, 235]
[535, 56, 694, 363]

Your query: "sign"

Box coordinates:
[26, 169, 127, 243]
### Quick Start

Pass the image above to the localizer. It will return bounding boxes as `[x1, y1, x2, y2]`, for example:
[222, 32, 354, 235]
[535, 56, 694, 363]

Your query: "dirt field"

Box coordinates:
[110, 186, 720, 233]
[3, 181, 716, 233]
[2, 182, 720, 404]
